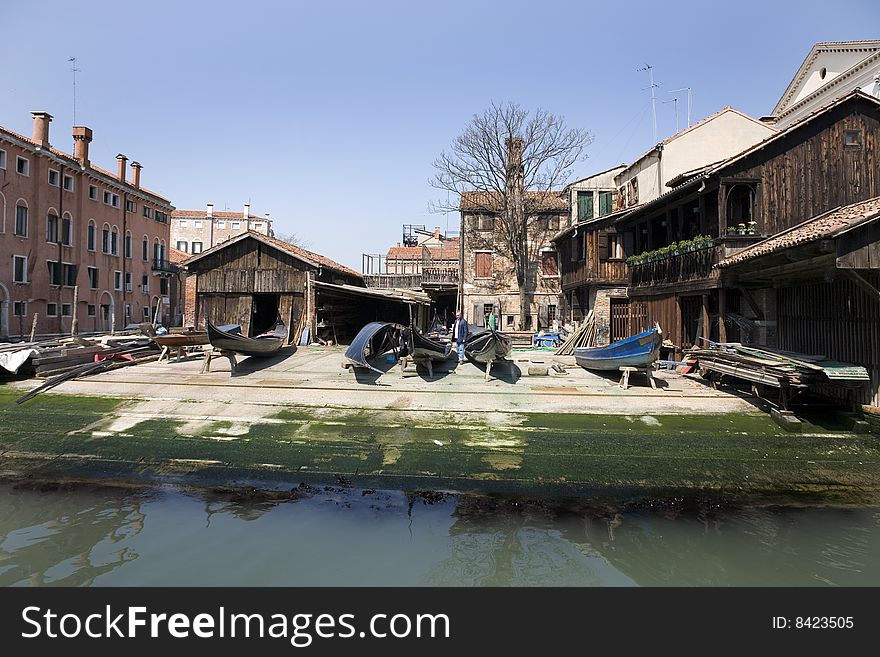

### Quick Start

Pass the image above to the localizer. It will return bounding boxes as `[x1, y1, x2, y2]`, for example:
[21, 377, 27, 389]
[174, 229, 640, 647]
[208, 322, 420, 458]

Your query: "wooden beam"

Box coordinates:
[738, 287, 765, 320]
[842, 269, 880, 303]
[718, 287, 727, 342]
[701, 293, 710, 343]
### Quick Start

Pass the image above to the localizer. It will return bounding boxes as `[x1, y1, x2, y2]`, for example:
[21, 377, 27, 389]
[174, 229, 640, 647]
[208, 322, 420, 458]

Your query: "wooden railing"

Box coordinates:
[363, 267, 458, 289]
[561, 259, 628, 288]
[629, 245, 721, 288]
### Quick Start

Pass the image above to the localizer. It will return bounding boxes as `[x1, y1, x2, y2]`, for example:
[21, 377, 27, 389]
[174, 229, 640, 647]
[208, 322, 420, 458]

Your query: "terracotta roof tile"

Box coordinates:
[171, 209, 268, 220]
[718, 196, 880, 268]
[168, 247, 189, 264]
[0, 125, 172, 204]
[386, 242, 459, 260]
[460, 190, 568, 212]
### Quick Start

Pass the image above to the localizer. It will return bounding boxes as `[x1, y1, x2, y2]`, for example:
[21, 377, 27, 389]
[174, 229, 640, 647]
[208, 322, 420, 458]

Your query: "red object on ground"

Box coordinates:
[93, 352, 135, 363]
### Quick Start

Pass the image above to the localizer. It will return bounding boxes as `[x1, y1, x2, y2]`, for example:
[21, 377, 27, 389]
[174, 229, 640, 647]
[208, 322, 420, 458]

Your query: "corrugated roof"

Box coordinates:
[717, 196, 880, 268]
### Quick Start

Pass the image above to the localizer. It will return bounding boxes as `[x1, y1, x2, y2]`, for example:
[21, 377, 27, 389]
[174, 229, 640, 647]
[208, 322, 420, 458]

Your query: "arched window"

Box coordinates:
[88, 220, 97, 251]
[111, 225, 119, 256]
[153, 237, 161, 263]
[142, 236, 149, 261]
[102, 223, 111, 253]
[0, 191, 6, 234]
[15, 199, 29, 237]
[125, 230, 132, 258]
[61, 212, 73, 246]
[46, 209, 59, 243]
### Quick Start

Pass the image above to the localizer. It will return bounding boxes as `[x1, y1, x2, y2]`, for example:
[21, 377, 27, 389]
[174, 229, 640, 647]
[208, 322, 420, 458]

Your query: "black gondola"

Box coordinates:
[343, 322, 403, 373]
[404, 326, 452, 361]
[464, 329, 512, 364]
[206, 320, 286, 357]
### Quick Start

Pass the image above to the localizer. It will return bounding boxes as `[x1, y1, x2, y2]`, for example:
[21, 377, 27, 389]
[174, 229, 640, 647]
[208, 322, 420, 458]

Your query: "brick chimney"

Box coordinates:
[72, 126, 93, 166]
[31, 111, 53, 148]
[130, 161, 142, 189]
[434, 226, 441, 238]
[505, 136, 524, 217]
[207, 203, 214, 218]
[116, 154, 128, 183]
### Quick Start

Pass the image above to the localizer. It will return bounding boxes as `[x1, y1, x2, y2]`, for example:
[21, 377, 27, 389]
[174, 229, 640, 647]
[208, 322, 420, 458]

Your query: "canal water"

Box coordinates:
[1, 482, 878, 587]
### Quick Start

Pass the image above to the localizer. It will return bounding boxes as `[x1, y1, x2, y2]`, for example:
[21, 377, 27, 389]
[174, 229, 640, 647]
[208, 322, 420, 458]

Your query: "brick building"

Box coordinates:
[171, 203, 273, 254]
[1, 111, 176, 339]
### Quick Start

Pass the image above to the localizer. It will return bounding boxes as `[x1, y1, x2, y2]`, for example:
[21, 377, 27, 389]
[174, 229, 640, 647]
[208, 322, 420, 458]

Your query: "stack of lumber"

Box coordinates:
[685, 342, 844, 389]
[555, 311, 595, 356]
[0, 333, 158, 379]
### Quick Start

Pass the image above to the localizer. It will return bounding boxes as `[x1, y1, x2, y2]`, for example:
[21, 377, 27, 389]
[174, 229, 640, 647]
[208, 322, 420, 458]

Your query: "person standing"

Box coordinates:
[452, 310, 469, 364]
[488, 310, 496, 331]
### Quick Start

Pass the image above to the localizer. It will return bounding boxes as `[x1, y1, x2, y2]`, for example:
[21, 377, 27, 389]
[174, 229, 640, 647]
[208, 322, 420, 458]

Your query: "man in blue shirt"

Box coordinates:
[452, 310, 469, 364]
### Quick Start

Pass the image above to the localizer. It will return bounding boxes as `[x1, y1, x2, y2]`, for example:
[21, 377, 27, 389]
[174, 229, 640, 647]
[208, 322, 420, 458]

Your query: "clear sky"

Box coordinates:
[2, 0, 878, 268]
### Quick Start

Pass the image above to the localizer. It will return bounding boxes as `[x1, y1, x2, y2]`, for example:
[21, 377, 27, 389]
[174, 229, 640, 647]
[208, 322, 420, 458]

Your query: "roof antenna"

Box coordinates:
[638, 63, 660, 142]
[669, 87, 692, 128]
[662, 97, 679, 134]
[68, 57, 80, 127]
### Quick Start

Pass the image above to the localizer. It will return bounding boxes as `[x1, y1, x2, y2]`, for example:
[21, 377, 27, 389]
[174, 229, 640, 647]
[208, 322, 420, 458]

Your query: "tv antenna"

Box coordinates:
[662, 98, 679, 133]
[638, 63, 660, 142]
[68, 57, 80, 126]
[669, 87, 692, 128]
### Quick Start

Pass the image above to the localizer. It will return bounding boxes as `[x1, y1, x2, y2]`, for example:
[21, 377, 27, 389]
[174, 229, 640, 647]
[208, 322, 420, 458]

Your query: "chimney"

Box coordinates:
[434, 227, 441, 238]
[505, 137, 524, 210]
[207, 203, 214, 218]
[116, 154, 128, 183]
[31, 111, 53, 149]
[243, 203, 251, 221]
[72, 126, 93, 166]
[130, 161, 142, 189]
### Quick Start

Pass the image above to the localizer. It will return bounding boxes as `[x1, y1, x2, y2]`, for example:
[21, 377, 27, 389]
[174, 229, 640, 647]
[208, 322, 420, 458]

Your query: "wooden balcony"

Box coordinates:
[629, 244, 722, 290]
[561, 259, 628, 290]
[363, 266, 458, 290]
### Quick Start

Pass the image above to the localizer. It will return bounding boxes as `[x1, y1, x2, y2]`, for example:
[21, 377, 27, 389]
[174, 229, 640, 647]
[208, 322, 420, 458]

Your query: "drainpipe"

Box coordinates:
[656, 143, 664, 200]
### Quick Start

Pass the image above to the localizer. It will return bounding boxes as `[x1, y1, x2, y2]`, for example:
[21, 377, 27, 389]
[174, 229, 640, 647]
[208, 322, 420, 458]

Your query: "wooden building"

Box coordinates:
[552, 208, 630, 344]
[612, 90, 880, 357]
[185, 231, 428, 344]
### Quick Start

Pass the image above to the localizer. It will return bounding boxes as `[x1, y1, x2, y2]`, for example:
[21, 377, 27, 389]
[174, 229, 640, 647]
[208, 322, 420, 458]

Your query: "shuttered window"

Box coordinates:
[475, 252, 492, 278]
[599, 191, 613, 216]
[577, 191, 593, 221]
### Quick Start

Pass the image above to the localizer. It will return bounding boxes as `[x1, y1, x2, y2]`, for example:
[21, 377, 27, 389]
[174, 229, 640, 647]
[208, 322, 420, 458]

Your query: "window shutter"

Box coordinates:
[473, 304, 483, 327]
[598, 232, 610, 260]
[599, 191, 613, 216]
[577, 191, 594, 221]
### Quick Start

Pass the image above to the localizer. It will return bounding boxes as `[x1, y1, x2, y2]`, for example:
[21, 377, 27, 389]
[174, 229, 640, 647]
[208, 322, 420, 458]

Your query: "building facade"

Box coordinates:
[460, 190, 567, 331]
[1, 111, 176, 339]
[614, 107, 777, 210]
[171, 203, 273, 255]
[770, 40, 880, 129]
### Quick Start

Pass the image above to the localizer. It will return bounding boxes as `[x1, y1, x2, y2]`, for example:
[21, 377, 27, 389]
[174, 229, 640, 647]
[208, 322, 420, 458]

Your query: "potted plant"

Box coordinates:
[747, 221, 758, 235]
[737, 223, 747, 235]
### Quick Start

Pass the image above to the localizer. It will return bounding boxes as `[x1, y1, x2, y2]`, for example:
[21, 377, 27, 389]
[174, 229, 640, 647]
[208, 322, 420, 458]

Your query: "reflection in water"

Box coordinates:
[0, 483, 878, 587]
[0, 485, 146, 586]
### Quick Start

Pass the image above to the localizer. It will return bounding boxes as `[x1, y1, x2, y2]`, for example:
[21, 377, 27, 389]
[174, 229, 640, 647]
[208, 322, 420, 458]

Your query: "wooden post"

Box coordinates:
[111, 308, 116, 335]
[153, 296, 161, 328]
[71, 285, 79, 336]
[701, 293, 710, 344]
[718, 288, 727, 343]
[29, 313, 39, 342]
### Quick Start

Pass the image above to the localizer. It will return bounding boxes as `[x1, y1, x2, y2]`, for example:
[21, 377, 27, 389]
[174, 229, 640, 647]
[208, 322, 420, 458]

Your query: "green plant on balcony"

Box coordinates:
[625, 234, 715, 266]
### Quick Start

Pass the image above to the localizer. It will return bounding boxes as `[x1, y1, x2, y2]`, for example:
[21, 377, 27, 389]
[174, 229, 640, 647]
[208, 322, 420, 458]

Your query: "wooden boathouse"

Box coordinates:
[184, 231, 429, 344]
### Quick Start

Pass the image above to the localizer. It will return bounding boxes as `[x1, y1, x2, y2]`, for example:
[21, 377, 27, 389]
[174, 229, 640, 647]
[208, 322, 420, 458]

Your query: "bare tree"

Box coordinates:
[431, 102, 592, 328]
[274, 231, 309, 249]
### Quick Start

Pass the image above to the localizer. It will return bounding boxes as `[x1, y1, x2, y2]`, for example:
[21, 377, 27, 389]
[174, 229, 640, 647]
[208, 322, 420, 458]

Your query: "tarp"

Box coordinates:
[0, 348, 38, 374]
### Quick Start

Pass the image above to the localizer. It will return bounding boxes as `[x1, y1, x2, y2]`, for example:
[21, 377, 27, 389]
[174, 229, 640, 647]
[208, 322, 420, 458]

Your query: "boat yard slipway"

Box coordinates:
[1, 344, 878, 504]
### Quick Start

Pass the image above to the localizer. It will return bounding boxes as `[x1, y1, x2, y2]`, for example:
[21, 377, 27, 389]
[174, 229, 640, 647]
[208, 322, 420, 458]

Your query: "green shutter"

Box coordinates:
[577, 191, 594, 221]
[599, 191, 613, 216]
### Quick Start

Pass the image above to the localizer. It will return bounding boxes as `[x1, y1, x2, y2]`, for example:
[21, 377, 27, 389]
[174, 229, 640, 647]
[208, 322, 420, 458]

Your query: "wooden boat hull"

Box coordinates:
[152, 332, 210, 349]
[406, 328, 452, 361]
[464, 330, 512, 364]
[343, 322, 403, 373]
[206, 321, 286, 357]
[574, 325, 662, 371]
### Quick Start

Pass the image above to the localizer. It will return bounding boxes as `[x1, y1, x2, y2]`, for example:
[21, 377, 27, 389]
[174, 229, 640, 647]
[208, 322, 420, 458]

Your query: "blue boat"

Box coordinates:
[574, 324, 663, 371]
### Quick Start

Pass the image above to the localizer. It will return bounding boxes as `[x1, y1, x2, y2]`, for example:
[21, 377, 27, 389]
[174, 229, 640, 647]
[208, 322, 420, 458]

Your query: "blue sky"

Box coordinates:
[2, 0, 878, 268]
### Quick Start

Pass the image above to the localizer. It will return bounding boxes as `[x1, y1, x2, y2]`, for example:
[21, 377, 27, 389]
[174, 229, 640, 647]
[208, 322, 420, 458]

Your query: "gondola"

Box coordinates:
[464, 329, 512, 364]
[404, 326, 452, 361]
[206, 320, 287, 357]
[342, 322, 403, 373]
[574, 324, 662, 371]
